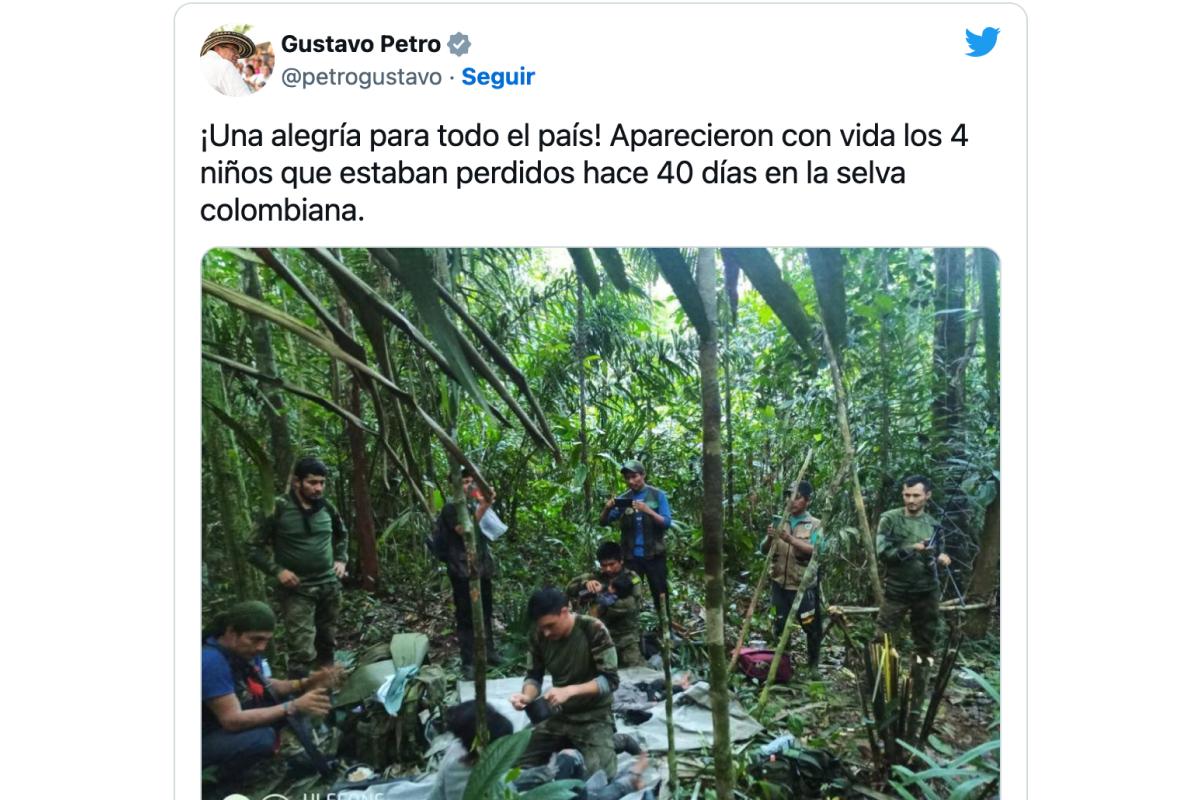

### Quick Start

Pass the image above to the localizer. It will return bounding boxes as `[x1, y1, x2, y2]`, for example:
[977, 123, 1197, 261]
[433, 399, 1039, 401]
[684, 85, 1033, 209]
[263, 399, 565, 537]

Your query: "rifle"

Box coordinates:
[242, 657, 337, 779]
[926, 522, 965, 606]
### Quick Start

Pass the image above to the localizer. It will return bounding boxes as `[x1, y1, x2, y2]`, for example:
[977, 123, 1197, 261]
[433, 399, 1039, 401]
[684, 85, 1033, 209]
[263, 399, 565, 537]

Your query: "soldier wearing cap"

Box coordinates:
[200, 29, 255, 96]
[599, 460, 672, 616]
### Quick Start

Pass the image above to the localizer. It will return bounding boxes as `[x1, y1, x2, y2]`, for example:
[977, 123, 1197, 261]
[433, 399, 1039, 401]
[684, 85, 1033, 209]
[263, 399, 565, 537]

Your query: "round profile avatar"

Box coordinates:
[200, 29, 270, 97]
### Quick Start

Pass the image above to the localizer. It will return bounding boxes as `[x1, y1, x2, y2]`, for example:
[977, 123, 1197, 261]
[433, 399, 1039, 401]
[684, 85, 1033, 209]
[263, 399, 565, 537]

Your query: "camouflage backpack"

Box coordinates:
[354, 664, 448, 770]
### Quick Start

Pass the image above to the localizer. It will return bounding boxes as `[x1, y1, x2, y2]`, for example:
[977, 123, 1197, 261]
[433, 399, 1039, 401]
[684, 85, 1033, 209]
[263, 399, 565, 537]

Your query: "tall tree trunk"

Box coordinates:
[871, 250, 893, 529]
[436, 248, 490, 742]
[933, 249, 972, 581]
[723, 313, 734, 525]
[979, 248, 1000, 423]
[697, 248, 733, 800]
[447, 462, 490, 746]
[964, 479, 1000, 637]
[202, 361, 254, 600]
[241, 259, 293, 485]
[336, 302, 380, 590]
[576, 275, 592, 516]
[348, 378, 379, 591]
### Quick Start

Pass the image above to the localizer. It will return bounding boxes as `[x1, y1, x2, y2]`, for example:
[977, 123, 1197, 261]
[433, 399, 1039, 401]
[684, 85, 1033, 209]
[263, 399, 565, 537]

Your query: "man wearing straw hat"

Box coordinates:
[200, 29, 255, 96]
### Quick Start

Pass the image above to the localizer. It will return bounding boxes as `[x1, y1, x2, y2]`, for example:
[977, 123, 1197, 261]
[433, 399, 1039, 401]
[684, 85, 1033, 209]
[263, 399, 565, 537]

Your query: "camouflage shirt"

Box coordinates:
[566, 569, 642, 648]
[525, 614, 619, 723]
[876, 508, 940, 594]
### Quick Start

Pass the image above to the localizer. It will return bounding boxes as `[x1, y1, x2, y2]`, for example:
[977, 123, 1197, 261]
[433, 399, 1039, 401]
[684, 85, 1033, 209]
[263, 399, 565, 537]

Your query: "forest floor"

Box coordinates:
[213, 587, 997, 798]
[330, 586, 1000, 797]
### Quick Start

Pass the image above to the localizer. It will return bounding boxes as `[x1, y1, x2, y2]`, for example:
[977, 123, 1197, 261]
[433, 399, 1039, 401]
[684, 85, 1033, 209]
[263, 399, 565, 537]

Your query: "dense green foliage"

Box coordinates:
[200, 246, 1000, 798]
[203, 247, 997, 613]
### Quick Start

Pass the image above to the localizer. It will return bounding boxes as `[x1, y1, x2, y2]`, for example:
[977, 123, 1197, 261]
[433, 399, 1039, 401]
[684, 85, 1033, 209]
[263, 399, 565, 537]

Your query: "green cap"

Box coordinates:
[620, 460, 645, 475]
[220, 600, 277, 634]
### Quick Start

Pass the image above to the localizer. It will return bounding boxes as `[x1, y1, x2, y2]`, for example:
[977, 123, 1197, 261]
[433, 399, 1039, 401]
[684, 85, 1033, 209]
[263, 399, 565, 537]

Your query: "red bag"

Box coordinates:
[735, 648, 792, 683]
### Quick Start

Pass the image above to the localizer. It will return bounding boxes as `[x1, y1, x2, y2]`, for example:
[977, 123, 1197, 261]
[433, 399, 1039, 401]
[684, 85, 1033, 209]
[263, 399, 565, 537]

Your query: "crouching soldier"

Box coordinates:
[567, 541, 646, 668]
[201, 601, 340, 779]
[510, 588, 620, 779]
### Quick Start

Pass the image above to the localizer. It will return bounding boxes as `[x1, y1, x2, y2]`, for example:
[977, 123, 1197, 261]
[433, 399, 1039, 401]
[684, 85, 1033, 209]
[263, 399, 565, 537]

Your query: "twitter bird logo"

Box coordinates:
[965, 27, 1000, 57]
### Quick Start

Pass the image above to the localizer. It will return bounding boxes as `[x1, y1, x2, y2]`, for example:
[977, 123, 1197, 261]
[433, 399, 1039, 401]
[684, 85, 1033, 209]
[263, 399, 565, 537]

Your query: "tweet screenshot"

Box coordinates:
[176, 3, 1025, 799]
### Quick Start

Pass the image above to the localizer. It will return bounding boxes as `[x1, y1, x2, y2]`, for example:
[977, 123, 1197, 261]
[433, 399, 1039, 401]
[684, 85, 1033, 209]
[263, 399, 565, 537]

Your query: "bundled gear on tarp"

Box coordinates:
[333, 633, 447, 773]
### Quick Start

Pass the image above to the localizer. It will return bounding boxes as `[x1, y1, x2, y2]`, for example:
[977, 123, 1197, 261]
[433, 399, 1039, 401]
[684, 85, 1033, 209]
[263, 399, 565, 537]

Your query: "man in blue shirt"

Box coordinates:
[202, 600, 339, 779]
[600, 460, 672, 617]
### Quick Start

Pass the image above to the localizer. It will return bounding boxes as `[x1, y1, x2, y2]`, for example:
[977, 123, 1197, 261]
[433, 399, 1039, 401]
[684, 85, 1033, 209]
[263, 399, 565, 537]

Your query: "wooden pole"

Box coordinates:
[659, 593, 677, 795]
[754, 556, 818, 718]
[821, 325, 884, 604]
[826, 601, 991, 616]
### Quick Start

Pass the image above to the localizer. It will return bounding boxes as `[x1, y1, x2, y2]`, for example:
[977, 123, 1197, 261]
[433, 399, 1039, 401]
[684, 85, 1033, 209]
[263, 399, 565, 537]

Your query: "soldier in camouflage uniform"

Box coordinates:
[249, 456, 348, 676]
[511, 588, 621, 778]
[567, 541, 646, 667]
[875, 475, 952, 733]
[874, 475, 952, 657]
[765, 480, 826, 669]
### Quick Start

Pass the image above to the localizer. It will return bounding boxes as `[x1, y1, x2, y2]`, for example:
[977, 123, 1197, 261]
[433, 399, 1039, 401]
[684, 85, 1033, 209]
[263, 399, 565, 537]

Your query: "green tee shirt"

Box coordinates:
[248, 494, 348, 586]
[524, 614, 619, 723]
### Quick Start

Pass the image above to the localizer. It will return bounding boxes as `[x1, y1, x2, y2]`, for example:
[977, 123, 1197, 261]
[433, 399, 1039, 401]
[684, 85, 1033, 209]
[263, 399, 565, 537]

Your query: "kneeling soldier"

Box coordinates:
[510, 588, 620, 778]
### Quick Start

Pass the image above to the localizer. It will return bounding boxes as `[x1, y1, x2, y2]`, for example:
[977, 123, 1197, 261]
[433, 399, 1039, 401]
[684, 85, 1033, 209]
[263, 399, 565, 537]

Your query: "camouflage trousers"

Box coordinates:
[276, 582, 341, 675]
[518, 713, 617, 778]
[874, 588, 940, 658]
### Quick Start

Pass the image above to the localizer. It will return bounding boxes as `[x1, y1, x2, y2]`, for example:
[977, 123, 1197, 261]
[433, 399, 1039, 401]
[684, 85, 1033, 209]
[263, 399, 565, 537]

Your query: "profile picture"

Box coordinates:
[199, 27, 275, 96]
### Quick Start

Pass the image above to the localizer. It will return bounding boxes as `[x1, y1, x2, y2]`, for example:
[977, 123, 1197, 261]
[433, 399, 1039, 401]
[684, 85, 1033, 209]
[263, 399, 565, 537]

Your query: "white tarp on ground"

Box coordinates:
[616, 680, 762, 753]
[455, 668, 762, 753]
[339, 668, 760, 800]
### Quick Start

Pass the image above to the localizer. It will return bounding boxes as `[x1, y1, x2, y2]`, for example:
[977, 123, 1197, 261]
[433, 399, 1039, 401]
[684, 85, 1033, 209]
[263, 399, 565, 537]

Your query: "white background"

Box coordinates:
[4, 1, 1196, 798]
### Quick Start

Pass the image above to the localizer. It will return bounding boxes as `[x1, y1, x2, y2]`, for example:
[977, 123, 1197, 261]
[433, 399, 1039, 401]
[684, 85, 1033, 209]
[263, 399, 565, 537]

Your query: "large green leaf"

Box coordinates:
[650, 248, 711, 338]
[384, 249, 500, 422]
[462, 726, 533, 800]
[594, 248, 633, 293]
[433, 277, 561, 459]
[203, 399, 275, 517]
[517, 779, 586, 800]
[959, 667, 1001, 705]
[946, 738, 1001, 770]
[567, 248, 601, 296]
[720, 248, 816, 360]
[949, 776, 997, 800]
